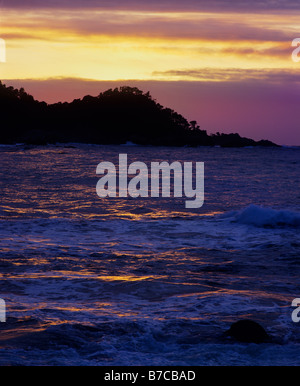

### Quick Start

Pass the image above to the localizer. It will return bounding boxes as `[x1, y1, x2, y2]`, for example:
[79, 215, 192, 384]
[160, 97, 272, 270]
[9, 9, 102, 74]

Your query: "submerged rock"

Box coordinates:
[224, 319, 269, 343]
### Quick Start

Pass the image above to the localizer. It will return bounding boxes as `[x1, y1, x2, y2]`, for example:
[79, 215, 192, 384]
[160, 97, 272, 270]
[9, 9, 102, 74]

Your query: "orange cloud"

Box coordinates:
[0, 8, 298, 82]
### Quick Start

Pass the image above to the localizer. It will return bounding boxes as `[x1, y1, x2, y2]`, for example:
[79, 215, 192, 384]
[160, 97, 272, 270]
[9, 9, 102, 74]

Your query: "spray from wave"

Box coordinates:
[224, 204, 300, 228]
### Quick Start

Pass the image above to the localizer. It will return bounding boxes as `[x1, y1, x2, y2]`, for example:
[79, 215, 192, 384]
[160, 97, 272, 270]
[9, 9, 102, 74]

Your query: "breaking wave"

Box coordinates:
[226, 204, 300, 228]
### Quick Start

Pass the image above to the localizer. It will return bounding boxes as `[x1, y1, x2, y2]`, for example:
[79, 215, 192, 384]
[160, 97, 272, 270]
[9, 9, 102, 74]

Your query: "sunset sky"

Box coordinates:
[0, 0, 299, 145]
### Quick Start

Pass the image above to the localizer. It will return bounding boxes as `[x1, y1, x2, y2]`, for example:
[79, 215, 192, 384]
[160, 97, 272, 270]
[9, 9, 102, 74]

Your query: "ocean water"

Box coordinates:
[0, 143, 300, 366]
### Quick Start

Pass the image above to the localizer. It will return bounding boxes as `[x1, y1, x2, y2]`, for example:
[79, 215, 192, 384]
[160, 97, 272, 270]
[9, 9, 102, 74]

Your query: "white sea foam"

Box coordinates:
[0, 145, 300, 365]
[226, 204, 300, 228]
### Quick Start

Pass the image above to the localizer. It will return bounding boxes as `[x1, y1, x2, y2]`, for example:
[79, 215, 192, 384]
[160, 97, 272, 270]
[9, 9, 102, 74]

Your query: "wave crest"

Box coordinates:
[227, 204, 300, 228]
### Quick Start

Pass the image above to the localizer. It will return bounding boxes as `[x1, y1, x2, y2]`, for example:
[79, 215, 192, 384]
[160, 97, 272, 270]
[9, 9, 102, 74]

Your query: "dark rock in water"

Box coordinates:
[224, 319, 269, 343]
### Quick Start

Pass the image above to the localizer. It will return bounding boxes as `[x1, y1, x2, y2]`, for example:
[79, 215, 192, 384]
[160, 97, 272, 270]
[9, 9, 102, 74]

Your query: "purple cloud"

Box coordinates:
[2, 0, 300, 11]
[152, 68, 300, 82]
[1, 8, 294, 43]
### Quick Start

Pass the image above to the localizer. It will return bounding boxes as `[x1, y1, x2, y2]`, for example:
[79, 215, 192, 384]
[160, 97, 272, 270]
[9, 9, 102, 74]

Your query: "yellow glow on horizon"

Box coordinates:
[0, 8, 297, 82]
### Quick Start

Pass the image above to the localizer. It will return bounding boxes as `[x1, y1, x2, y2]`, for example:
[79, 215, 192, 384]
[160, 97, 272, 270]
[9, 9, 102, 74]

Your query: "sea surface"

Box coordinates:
[0, 143, 300, 366]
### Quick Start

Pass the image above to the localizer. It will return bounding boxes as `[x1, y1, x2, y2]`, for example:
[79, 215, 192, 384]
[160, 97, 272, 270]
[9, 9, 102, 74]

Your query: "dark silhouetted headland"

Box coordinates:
[0, 81, 279, 147]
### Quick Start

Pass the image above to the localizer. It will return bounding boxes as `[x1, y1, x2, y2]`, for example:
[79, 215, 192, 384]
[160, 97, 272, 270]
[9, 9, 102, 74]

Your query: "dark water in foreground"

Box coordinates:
[0, 144, 300, 365]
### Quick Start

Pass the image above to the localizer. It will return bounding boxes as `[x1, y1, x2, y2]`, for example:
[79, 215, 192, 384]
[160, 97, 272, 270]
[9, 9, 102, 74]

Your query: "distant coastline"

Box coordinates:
[0, 81, 279, 148]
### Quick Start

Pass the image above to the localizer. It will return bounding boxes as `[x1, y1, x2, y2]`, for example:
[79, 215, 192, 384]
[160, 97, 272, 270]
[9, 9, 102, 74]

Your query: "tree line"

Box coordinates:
[0, 81, 277, 147]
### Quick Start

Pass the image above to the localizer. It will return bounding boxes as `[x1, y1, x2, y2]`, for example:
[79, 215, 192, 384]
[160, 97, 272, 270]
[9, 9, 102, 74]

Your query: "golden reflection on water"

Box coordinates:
[99, 275, 165, 282]
[0, 270, 166, 282]
[0, 203, 223, 220]
[1, 191, 224, 223]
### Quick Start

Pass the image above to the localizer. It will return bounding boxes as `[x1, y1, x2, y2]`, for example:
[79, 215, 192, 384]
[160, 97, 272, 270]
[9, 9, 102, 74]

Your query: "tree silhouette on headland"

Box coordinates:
[0, 81, 278, 147]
